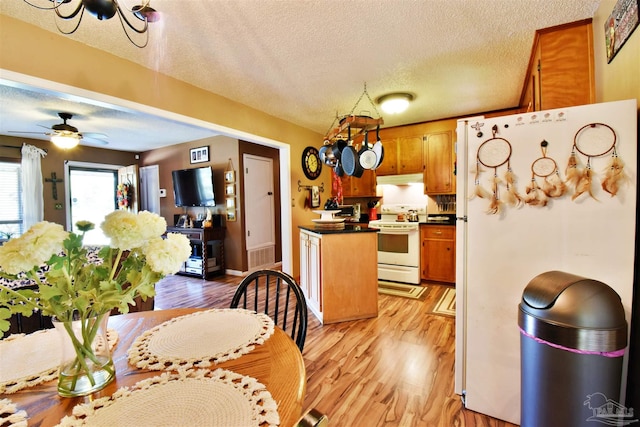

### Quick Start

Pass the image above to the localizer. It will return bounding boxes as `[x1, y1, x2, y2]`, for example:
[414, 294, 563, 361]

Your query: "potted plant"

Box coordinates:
[0, 210, 191, 397]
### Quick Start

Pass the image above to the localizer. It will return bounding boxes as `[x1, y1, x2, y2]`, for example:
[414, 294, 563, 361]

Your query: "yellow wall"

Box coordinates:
[593, 0, 640, 104]
[0, 16, 328, 278]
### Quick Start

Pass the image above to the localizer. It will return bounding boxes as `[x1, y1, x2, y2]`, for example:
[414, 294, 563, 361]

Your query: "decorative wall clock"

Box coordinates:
[302, 146, 322, 180]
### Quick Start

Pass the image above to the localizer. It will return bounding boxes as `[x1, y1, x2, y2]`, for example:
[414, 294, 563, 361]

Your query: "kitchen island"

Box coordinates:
[299, 225, 379, 324]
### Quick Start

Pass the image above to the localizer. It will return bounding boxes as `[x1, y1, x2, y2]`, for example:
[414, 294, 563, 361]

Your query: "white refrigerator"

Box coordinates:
[454, 99, 637, 425]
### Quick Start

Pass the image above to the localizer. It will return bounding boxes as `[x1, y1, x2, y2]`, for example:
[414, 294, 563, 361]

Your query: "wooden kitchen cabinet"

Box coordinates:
[424, 131, 455, 195]
[299, 231, 322, 316]
[331, 168, 377, 198]
[375, 134, 424, 176]
[420, 225, 455, 283]
[520, 19, 594, 111]
[299, 228, 378, 324]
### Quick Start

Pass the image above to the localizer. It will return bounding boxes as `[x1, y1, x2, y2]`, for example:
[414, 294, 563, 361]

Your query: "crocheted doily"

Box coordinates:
[128, 308, 274, 371]
[55, 368, 280, 427]
[0, 398, 27, 427]
[0, 328, 118, 395]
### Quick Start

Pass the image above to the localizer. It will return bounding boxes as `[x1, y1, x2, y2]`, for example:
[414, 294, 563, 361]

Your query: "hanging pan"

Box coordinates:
[342, 141, 364, 177]
[341, 126, 365, 177]
[332, 138, 347, 161]
[371, 126, 385, 170]
[359, 130, 378, 170]
[319, 144, 330, 164]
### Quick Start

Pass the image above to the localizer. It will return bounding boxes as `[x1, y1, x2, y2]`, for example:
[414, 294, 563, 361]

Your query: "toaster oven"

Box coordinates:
[335, 204, 361, 221]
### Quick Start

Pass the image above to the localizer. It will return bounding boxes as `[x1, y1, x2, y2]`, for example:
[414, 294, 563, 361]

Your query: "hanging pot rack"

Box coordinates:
[323, 83, 384, 143]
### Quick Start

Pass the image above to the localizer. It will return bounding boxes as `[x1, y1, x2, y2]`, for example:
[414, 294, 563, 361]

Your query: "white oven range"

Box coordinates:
[368, 204, 427, 285]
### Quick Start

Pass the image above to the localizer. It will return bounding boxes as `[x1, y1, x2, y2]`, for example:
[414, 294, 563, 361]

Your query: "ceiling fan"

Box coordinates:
[10, 112, 108, 149]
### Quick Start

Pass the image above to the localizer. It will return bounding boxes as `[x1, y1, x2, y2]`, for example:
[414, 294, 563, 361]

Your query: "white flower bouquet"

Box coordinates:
[0, 210, 191, 396]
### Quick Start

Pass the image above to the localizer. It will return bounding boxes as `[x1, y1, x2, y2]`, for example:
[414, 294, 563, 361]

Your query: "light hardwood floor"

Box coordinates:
[154, 274, 518, 427]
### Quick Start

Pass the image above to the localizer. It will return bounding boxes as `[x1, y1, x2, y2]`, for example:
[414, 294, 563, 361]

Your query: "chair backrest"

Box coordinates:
[2, 285, 53, 339]
[230, 269, 308, 351]
[297, 408, 329, 427]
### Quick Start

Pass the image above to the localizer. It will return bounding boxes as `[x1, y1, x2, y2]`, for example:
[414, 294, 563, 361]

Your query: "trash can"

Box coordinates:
[518, 271, 628, 427]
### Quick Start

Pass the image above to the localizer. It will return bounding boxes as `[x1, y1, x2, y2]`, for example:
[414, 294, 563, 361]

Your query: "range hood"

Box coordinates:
[376, 173, 423, 186]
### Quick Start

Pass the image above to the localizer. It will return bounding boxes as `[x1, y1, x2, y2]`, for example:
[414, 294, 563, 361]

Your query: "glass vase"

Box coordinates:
[52, 312, 115, 397]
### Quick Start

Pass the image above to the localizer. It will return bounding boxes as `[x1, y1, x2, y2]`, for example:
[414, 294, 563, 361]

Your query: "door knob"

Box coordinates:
[267, 192, 273, 195]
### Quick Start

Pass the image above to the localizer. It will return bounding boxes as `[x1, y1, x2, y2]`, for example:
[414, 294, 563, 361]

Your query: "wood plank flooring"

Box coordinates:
[154, 274, 518, 427]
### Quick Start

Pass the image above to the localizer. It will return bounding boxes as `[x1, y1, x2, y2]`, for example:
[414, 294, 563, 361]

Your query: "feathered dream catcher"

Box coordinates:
[565, 123, 627, 200]
[524, 140, 567, 206]
[471, 125, 521, 214]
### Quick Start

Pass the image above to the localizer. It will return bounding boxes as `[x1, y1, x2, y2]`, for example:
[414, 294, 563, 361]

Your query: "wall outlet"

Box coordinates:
[159, 189, 167, 197]
[54, 203, 63, 210]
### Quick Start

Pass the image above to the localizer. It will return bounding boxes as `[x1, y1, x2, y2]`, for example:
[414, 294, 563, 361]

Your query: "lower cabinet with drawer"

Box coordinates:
[420, 225, 455, 283]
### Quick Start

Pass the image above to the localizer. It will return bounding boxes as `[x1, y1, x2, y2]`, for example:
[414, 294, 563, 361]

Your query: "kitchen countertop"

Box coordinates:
[298, 224, 379, 235]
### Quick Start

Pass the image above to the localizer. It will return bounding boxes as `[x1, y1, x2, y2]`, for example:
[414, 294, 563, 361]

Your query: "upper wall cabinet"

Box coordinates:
[520, 19, 595, 111]
[331, 168, 377, 199]
[424, 131, 455, 195]
[375, 133, 424, 176]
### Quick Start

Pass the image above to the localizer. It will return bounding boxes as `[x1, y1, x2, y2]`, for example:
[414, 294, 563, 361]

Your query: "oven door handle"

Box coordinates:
[371, 227, 417, 234]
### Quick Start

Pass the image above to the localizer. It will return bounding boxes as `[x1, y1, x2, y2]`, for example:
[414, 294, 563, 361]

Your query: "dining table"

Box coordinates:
[1, 307, 307, 427]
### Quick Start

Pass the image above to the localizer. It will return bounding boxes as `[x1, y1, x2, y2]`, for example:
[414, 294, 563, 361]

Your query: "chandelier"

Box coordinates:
[23, 0, 160, 48]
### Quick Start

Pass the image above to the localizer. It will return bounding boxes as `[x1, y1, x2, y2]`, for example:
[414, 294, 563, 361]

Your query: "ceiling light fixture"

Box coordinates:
[51, 133, 81, 149]
[377, 93, 415, 115]
[49, 113, 81, 149]
[22, 0, 160, 48]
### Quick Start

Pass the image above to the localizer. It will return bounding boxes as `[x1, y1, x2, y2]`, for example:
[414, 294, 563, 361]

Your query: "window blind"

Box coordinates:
[0, 160, 23, 237]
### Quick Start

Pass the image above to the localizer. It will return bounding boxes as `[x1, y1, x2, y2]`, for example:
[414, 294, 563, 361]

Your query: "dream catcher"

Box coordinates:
[524, 140, 566, 206]
[566, 123, 626, 200]
[471, 125, 521, 214]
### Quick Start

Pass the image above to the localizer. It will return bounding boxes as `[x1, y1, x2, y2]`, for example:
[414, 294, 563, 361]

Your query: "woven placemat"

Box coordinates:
[0, 398, 28, 427]
[56, 368, 280, 427]
[0, 328, 118, 395]
[128, 308, 274, 371]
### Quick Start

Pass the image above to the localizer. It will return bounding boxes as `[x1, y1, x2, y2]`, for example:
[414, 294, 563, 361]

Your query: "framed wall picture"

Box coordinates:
[224, 170, 235, 183]
[605, 0, 640, 63]
[190, 146, 210, 164]
[311, 186, 320, 208]
[225, 184, 235, 196]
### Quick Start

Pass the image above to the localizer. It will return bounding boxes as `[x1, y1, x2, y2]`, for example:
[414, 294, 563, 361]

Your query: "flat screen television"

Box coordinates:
[171, 166, 216, 207]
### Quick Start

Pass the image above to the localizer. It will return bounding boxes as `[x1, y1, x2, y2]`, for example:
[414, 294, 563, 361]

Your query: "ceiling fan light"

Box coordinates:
[51, 133, 80, 149]
[377, 93, 414, 115]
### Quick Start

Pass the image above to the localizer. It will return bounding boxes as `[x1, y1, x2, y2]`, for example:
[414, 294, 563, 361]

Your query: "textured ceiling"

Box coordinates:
[0, 0, 600, 152]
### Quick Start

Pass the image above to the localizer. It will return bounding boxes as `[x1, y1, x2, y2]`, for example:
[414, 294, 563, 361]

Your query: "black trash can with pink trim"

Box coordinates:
[518, 271, 628, 427]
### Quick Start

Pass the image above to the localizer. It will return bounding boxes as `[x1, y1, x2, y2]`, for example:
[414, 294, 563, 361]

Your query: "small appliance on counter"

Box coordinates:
[335, 204, 361, 222]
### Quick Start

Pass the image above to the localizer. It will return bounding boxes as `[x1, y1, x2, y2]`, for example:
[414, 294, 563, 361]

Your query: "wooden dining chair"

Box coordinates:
[297, 408, 329, 426]
[1, 284, 53, 339]
[230, 269, 308, 351]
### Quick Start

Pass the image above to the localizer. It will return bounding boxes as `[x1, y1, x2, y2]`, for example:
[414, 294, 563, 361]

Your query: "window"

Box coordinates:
[65, 161, 121, 246]
[0, 159, 23, 239]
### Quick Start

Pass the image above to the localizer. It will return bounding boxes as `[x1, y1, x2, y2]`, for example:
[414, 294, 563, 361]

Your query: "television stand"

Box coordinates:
[167, 226, 225, 279]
